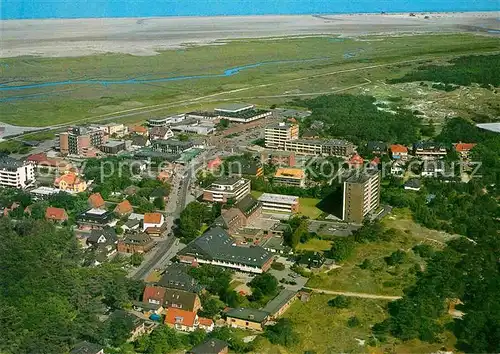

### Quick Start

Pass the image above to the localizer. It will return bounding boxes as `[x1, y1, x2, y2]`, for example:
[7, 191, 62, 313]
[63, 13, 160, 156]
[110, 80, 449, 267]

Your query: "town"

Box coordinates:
[2, 81, 500, 354]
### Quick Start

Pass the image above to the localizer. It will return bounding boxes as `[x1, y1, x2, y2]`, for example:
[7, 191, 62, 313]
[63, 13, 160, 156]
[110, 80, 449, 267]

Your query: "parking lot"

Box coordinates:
[308, 220, 360, 237]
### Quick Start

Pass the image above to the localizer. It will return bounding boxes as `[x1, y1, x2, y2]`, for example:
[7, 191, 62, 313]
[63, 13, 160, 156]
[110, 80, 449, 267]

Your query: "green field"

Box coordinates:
[1, 34, 498, 127]
[305, 209, 455, 296]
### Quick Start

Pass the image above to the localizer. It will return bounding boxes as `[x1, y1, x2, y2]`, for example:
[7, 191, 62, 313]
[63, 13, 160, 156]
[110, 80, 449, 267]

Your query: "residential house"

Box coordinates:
[45, 207, 68, 223]
[348, 154, 364, 168]
[390, 160, 406, 176]
[149, 127, 174, 140]
[87, 228, 118, 263]
[207, 157, 222, 170]
[164, 288, 201, 312]
[143, 212, 165, 231]
[454, 142, 476, 160]
[143, 286, 167, 306]
[262, 289, 297, 320]
[225, 308, 269, 331]
[156, 263, 203, 293]
[107, 311, 156, 342]
[413, 142, 447, 160]
[117, 232, 155, 254]
[70, 341, 105, 354]
[143, 212, 166, 236]
[157, 171, 170, 183]
[187, 339, 228, 354]
[177, 227, 274, 273]
[198, 317, 214, 332]
[122, 218, 141, 232]
[390, 144, 409, 160]
[2, 202, 19, 217]
[297, 251, 325, 268]
[130, 134, 151, 149]
[367, 141, 388, 155]
[421, 160, 445, 177]
[129, 125, 149, 136]
[54, 172, 87, 193]
[404, 178, 421, 191]
[165, 308, 198, 332]
[88, 193, 105, 209]
[114, 200, 133, 217]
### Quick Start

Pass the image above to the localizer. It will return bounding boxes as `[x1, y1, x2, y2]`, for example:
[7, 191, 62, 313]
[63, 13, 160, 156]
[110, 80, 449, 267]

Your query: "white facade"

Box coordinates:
[143, 214, 165, 231]
[180, 257, 265, 274]
[204, 178, 251, 203]
[258, 193, 299, 213]
[265, 123, 299, 149]
[0, 161, 35, 189]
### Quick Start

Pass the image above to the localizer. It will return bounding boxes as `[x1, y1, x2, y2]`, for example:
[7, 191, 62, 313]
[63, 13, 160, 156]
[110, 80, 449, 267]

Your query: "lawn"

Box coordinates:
[305, 210, 456, 296]
[1, 34, 498, 127]
[296, 238, 332, 252]
[254, 293, 458, 354]
[298, 197, 322, 219]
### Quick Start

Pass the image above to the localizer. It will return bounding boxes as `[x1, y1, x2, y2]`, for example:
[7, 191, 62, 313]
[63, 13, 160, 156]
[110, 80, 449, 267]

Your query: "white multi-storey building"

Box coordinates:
[265, 122, 299, 149]
[202, 177, 251, 203]
[0, 155, 35, 189]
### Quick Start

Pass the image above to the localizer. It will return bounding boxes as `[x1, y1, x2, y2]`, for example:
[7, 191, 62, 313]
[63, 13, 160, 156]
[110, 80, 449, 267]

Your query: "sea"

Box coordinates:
[1, 0, 499, 20]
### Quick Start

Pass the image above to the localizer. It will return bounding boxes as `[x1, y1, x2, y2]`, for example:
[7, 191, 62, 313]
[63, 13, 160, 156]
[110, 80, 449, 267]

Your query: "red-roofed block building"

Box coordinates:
[143, 212, 165, 232]
[45, 207, 68, 223]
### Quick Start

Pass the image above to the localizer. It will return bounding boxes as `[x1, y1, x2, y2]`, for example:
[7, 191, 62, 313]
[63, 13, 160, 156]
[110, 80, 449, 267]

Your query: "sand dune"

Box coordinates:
[0, 12, 498, 58]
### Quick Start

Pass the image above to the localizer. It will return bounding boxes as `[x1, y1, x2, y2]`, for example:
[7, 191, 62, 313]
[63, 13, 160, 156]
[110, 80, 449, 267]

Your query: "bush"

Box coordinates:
[328, 295, 351, 308]
[384, 250, 407, 266]
[359, 258, 372, 270]
[130, 253, 144, 267]
[412, 244, 435, 259]
[271, 262, 285, 271]
[264, 318, 299, 347]
[347, 316, 361, 328]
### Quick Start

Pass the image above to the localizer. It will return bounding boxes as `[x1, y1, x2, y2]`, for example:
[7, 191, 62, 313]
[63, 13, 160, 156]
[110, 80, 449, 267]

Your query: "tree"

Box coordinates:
[248, 273, 278, 297]
[104, 311, 136, 347]
[130, 253, 144, 267]
[199, 296, 225, 319]
[327, 237, 355, 262]
[347, 316, 361, 328]
[328, 295, 351, 308]
[153, 197, 165, 210]
[385, 250, 407, 266]
[264, 318, 299, 347]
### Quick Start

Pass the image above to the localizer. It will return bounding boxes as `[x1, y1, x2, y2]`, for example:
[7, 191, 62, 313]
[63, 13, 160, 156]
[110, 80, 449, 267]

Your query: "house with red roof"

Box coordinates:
[143, 212, 165, 235]
[143, 286, 167, 306]
[45, 207, 68, 223]
[454, 142, 476, 159]
[207, 157, 222, 170]
[348, 154, 364, 168]
[198, 317, 215, 332]
[88, 193, 105, 209]
[390, 144, 409, 160]
[114, 200, 133, 216]
[165, 308, 198, 332]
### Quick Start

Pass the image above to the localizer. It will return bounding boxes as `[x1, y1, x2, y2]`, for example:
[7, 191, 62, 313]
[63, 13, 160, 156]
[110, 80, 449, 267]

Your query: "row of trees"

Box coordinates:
[388, 54, 500, 87]
[292, 94, 423, 144]
[177, 201, 221, 243]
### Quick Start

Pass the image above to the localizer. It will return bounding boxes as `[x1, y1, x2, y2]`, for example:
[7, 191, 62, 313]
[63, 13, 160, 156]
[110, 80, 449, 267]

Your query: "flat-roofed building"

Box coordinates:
[258, 193, 299, 213]
[284, 139, 354, 157]
[100, 140, 126, 154]
[215, 103, 272, 123]
[59, 126, 105, 156]
[151, 139, 194, 154]
[203, 177, 251, 204]
[265, 122, 299, 149]
[274, 167, 305, 187]
[0, 155, 35, 189]
[147, 114, 186, 127]
[342, 169, 380, 224]
[225, 308, 270, 331]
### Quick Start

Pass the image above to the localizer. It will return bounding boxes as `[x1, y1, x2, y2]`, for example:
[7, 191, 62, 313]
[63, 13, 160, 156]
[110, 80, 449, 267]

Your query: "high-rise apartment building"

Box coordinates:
[342, 169, 380, 224]
[0, 155, 35, 189]
[59, 127, 105, 156]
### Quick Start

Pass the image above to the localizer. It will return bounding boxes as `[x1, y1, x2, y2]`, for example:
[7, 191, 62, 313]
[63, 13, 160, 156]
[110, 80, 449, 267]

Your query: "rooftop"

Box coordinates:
[262, 289, 297, 315]
[476, 122, 500, 133]
[258, 193, 299, 204]
[344, 169, 379, 184]
[266, 122, 295, 130]
[0, 154, 24, 170]
[211, 176, 244, 186]
[188, 339, 228, 354]
[215, 103, 254, 113]
[274, 167, 305, 179]
[179, 227, 273, 268]
[225, 307, 269, 322]
[103, 140, 124, 148]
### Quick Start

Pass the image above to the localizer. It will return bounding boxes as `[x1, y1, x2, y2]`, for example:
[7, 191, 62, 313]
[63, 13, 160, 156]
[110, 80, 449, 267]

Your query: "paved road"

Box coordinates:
[308, 220, 360, 237]
[304, 287, 402, 301]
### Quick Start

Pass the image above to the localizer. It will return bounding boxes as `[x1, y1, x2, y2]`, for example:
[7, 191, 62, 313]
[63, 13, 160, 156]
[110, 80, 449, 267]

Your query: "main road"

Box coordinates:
[130, 154, 208, 280]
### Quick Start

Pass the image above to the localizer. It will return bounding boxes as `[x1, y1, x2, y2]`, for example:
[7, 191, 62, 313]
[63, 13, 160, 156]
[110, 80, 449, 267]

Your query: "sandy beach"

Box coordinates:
[0, 12, 498, 58]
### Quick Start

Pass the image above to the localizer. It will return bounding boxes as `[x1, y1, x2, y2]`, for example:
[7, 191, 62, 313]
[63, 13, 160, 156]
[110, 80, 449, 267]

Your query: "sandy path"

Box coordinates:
[305, 287, 402, 300]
